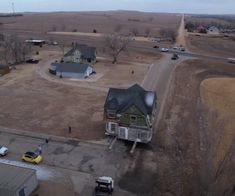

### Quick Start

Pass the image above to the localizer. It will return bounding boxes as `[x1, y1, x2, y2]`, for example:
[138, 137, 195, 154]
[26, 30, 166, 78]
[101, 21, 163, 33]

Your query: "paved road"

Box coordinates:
[0, 127, 133, 196]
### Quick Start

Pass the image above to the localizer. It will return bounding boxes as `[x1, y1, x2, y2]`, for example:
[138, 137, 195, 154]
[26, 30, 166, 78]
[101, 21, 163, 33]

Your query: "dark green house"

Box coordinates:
[104, 84, 157, 143]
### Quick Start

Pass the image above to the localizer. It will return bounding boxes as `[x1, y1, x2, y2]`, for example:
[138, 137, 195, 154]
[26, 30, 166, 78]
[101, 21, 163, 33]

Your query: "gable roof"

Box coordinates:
[64, 44, 96, 60]
[52, 63, 91, 74]
[0, 163, 36, 192]
[104, 84, 157, 116]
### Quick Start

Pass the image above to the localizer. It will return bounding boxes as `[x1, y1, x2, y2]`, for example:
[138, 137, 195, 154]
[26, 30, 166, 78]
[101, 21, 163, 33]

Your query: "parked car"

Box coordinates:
[180, 47, 185, 52]
[153, 45, 159, 48]
[94, 176, 114, 196]
[0, 146, 8, 156]
[161, 48, 169, 52]
[171, 53, 179, 60]
[22, 151, 42, 164]
[26, 59, 39, 64]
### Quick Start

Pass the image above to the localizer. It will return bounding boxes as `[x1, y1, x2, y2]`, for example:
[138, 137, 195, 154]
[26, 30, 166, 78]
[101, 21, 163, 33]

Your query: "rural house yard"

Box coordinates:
[0, 48, 160, 140]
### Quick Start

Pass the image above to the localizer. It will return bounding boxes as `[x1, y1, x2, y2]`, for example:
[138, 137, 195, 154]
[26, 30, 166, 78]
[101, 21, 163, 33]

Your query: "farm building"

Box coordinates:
[62, 44, 97, 64]
[104, 84, 157, 143]
[49, 63, 93, 79]
[0, 163, 38, 196]
[0, 64, 10, 76]
[25, 39, 46, 47]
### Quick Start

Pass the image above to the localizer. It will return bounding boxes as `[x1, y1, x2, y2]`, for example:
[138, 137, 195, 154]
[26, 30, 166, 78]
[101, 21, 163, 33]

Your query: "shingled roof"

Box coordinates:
[104, 84, 157, 115]
[64, 44, 96, 60]
[52, 63, 91, 74]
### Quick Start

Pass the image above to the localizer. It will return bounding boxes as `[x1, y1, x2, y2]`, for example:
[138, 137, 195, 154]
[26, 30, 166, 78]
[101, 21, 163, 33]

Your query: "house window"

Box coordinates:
[109, 123, 117, 132]
[130, 115, 137, 125]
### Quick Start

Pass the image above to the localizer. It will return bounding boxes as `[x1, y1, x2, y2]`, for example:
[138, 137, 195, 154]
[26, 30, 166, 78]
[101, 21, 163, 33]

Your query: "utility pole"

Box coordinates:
[11, 2, 15, 16]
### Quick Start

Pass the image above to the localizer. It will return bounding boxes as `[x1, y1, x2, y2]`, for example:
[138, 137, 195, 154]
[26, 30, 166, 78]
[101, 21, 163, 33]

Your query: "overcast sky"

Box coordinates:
[0, 0, 235, 14]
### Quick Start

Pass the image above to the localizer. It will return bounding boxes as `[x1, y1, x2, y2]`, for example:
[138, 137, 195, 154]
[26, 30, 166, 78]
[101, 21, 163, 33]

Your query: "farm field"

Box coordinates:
[0, 11, 181, 37]
[187, 34, 235, 58]
[148, 59, 235, 195]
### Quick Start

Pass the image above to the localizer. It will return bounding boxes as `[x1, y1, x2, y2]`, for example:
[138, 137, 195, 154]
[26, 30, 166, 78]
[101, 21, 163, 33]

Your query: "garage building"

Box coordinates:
[49, 63, 93, 79]
[0, 163, 38, 196]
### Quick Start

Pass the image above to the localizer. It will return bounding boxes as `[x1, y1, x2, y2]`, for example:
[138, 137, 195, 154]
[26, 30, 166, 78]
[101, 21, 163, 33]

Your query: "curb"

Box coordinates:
[0, 126, 109, 147]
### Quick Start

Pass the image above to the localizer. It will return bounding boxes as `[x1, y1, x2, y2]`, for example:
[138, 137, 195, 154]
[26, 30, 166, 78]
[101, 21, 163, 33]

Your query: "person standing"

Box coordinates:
[38, 145, 42, 155]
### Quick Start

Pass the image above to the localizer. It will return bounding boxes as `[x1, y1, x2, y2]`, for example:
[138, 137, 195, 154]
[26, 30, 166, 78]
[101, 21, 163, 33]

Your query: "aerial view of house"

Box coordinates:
[104, 84, 157, 143]
[49, 62, 93, 79]
[62, 43, 97, 64]
[0, 0, 235, 195]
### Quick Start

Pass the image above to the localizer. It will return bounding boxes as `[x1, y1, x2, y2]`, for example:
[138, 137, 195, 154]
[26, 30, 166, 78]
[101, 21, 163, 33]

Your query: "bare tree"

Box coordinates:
[145, 27, 151, 37]
[104, 33, 131, 64]
[114, 24, 123, 33]
[9, 35, 23, 64]
[130, 27, 139, 36]
[52, 25, 57, 32]
[159, 28, 177, 42]
[61, 24, 66, 31]
[0, 39, 11, 65]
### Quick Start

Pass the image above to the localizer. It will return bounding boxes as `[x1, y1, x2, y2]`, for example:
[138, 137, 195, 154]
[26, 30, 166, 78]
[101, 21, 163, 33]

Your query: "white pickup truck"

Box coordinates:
[0, 146, 8, 156]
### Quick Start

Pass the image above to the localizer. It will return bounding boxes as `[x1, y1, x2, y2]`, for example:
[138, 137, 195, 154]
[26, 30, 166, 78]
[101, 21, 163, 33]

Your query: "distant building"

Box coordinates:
[63, 44, 97, 64]
[207, 26, 220, 34]
[0, 163, 38, 196]
[25, 39, 46, 47]
[104, 84, 157, 143]
[49, 63, 93, 79]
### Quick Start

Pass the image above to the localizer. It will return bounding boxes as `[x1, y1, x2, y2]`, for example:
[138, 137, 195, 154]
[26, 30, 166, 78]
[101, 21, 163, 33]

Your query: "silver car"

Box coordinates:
[0, 146, 8, 156]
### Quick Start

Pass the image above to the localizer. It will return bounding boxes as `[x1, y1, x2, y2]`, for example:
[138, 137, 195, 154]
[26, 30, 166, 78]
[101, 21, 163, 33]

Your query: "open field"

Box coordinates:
[0, 46, 160, 141]
[0, 11, 181, 37]
[146, 59, 235, 195]
[185, 14, 235, 27]
[187, 34, 235, 58]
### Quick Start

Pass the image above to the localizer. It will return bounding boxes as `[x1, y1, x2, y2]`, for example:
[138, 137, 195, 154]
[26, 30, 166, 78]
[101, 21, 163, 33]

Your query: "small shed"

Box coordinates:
[0, 163, 38, 196]
[50, 63, 93, 79]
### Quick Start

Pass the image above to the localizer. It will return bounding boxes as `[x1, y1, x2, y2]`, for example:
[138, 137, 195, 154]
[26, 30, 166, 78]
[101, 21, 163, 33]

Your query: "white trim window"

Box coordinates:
[108, 122, 118, 133]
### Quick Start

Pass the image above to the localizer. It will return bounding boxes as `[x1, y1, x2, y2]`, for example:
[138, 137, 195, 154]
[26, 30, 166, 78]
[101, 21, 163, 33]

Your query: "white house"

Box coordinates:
[63, 44, 97, 64]
[49, 63, 93, 79]
[207, 26, 220, 34]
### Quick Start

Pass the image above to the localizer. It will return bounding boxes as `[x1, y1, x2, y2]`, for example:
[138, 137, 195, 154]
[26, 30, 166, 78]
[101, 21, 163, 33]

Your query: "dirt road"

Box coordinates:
[176, 14, 187, 48]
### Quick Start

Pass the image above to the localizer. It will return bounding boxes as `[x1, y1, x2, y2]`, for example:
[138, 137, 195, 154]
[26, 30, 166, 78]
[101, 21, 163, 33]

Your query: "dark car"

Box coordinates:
[153, 45, 159, 48]
[26, 59, 39, 64]
[171, 54, 179, 60]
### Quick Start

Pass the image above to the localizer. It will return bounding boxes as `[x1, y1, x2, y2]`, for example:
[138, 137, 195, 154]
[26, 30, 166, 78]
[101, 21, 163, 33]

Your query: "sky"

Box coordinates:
[0, 0, 235, 15]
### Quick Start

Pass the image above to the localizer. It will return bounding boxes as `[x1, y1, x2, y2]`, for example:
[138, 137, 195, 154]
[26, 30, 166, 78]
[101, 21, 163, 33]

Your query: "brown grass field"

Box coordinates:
[187, 34, 235, 58]
[149, 59, 235, 195]
[0, 46, 160, 140]
[0, 11, 181, 37]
